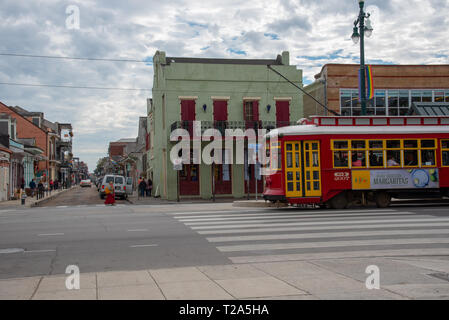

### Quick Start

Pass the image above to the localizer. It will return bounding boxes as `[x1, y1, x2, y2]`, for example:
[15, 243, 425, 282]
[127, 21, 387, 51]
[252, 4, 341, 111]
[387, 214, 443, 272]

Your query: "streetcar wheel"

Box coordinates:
[329, 192, 348, 209]
[375, 192, 391, 208]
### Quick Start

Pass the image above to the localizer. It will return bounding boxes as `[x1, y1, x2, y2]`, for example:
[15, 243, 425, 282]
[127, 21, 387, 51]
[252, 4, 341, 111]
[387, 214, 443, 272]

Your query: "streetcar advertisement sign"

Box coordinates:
[352, 169, 439, 190]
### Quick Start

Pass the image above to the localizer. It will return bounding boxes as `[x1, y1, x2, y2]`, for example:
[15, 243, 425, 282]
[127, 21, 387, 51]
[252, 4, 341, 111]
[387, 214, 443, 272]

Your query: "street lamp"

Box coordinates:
[351, 0, 373, 115]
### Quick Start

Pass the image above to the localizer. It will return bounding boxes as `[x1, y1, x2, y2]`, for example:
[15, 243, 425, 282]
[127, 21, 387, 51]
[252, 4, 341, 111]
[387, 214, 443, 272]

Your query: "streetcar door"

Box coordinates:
[284, 141, 302, 198]
[303, 141, 322, 197]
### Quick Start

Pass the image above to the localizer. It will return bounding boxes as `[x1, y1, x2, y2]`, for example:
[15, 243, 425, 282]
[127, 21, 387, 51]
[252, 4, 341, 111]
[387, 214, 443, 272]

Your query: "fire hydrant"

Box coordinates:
[21, 192, 26, 205]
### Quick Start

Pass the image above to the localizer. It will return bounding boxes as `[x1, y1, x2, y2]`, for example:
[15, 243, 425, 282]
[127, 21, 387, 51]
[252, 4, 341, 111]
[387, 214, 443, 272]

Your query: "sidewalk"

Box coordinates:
[127, 191, 236, 205]
[1, 256, 448, 300]
[0, 186, 76, 209]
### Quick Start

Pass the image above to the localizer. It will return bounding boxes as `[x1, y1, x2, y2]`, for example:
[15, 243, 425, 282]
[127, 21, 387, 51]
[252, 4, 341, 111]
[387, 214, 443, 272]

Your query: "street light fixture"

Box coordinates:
[351, 0, 373, 115]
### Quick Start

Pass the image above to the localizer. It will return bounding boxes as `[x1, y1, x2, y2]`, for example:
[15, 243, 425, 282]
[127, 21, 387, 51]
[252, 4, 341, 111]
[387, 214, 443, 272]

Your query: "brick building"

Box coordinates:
[0, 102, 48, 178]
[304, 64, 449, 117]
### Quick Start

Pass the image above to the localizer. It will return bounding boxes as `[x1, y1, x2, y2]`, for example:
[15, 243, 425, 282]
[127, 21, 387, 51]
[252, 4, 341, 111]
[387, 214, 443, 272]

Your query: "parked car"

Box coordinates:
[98, 175, 131, 200]
[80, 179, 92, 187]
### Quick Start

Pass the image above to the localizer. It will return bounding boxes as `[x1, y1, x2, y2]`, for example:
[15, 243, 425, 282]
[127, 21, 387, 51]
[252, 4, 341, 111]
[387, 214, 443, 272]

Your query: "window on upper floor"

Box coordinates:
[10, 122, 16, 140]
[0, 121, 8, 136]
[32, 117, 40, 127]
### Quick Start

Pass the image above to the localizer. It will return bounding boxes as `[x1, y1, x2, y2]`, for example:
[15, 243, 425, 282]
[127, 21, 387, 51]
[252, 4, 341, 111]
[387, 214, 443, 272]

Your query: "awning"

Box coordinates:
[408, 102, 449, 116]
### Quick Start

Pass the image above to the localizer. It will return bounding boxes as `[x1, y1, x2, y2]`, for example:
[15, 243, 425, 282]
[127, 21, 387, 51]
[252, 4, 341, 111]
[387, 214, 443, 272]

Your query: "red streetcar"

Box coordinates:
[263, 116, 449, 208]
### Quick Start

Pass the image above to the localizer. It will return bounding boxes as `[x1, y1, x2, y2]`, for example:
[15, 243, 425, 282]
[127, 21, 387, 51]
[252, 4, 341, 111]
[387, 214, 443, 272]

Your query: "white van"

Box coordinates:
[99, 175, 131, 200]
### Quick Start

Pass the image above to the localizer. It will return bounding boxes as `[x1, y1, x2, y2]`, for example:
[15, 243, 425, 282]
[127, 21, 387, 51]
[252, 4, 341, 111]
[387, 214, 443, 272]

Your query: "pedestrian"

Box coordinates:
[54, 179, 59, 190]
[29, 179, 36, 197]
[138, 178, 146, 199]
[37, 181, 44, 200]
[146, 177, 153, 197]
[104, 181, 115, 206]
[50, 179, 54, 191]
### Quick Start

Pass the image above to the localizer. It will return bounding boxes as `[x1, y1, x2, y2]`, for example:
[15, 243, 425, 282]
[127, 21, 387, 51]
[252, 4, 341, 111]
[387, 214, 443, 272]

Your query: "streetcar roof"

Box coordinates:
[266, 124, 449, 137]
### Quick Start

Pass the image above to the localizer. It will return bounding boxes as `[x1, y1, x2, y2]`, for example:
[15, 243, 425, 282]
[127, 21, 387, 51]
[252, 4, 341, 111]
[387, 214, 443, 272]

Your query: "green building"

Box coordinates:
[147, 50, 303, 200]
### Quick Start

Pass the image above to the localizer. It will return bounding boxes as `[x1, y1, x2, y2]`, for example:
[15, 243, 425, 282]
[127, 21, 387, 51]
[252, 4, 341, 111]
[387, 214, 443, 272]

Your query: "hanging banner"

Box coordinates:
[365, 65, 374, 100]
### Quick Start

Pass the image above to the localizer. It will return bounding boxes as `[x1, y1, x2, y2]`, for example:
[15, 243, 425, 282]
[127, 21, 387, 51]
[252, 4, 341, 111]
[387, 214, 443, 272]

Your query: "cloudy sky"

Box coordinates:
[0, 0, 448, 170]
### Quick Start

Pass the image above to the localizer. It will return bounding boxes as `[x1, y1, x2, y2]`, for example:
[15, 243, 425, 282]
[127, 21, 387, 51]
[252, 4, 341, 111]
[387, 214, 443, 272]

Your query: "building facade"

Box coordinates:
[304, 64, 449, 118]
[148, 51, 303, 200]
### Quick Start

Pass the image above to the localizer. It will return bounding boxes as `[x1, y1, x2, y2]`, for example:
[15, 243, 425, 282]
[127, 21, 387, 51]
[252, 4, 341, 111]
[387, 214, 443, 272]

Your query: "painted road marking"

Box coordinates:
[189, 217, 449, 230]
[129, 244, 158, 248]
[127, 229, 149, 232]
[37, 233, 64, 236]
[24, 249, 56, 253]
[217, 237, 449, 252]
[206, 228, 449, 243]
[197, 221, 449, 235]
[178, 211, 410, 223]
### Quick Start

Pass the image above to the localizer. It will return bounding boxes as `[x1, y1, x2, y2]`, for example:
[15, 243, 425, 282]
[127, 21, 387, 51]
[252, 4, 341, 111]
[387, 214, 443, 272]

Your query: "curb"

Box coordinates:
[232, 200, 288, 208]
[31, 187, 77, 207]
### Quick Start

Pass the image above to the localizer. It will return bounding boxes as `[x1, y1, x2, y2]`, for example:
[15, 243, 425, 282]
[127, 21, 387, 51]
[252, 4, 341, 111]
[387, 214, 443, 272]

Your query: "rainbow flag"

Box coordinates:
[365, 65, 374, 100]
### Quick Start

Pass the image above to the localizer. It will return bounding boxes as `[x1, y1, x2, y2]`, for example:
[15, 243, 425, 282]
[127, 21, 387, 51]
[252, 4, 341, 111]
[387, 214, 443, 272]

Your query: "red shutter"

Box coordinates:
[181, 100, 195, 121]
[276, 100, 289, 127]
[213, 100, 228, 121]
[253, 100, 259, 122]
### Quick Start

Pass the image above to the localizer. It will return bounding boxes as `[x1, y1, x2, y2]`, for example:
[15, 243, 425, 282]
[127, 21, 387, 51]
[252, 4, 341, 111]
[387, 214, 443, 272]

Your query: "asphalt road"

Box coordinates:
[0, 191, 449, 279]
[41, 185, 129, 206]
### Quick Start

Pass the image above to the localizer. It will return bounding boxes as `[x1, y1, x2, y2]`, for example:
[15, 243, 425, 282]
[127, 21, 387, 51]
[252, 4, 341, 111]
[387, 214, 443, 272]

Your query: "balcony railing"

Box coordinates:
[170, 120, 295, 137]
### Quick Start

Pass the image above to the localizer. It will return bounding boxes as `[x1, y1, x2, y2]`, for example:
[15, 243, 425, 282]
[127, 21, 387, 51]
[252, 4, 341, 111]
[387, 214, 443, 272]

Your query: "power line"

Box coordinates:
[267, 65, 340, 116]
[0, 53, 150, 63]
[0, 82, 151, 91]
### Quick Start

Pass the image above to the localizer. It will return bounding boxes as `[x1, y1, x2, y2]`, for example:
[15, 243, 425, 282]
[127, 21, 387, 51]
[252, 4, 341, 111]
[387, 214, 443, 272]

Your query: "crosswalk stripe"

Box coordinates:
[179, 211, 413, 223]
[217, 237, 449, 252]
[167, 210, 261, 215]
[207, 228, 449, 243]
[197, 222, 449, 235]
[189, 217, 449, 230]
[229, 248, 449, 264]
[172, 208, 397, 218]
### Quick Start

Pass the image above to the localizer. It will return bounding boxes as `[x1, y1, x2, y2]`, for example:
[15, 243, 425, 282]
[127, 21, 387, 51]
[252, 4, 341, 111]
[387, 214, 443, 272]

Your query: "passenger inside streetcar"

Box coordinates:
[405, 152, 418, 166]
[352, 152, 366, 167]
[387, 154, 400, 167]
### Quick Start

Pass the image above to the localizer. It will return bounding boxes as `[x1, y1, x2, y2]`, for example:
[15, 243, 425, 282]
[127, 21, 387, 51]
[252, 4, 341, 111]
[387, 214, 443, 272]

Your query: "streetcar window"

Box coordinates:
[287, 182, 293, 191]
[421, 150, 436, 166]
[369, 140, 383, 149]
[369, 150, 384, 167]
[386, 140, 401, 149]
[286, 144, 292, 151]
[333, 141, 348, 149]
[404, 150, 418, 166]
[404, 140, 418, 148]
[442, 140, 449, 149]
[333, 151, 349, 168]
[351, 140, 366, 149]
[386, 150, 401, 167]
[443, 151, 449, 166]
[286, 153, 293, 168]
[442, 140, 449, 166]
[312, 143, 318, 150]
[312, 152, 319, 167]
[351, 151, 366, 167]
[421, 140, 435, 148]
[404, 139, 419, 167]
